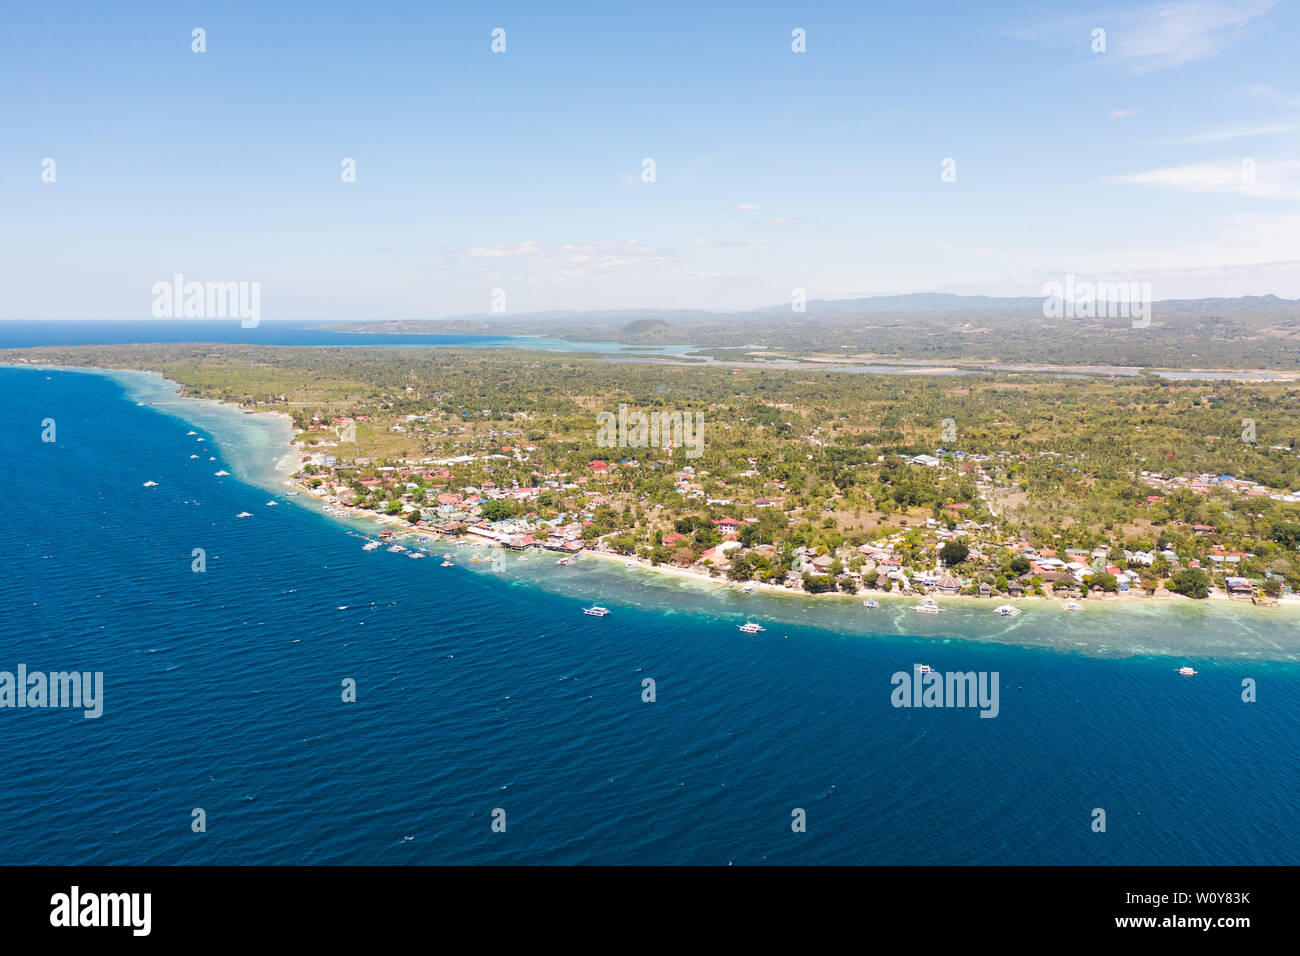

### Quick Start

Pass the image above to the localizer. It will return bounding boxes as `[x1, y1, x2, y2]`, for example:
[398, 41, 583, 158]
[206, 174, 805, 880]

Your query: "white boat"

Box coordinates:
[189, 454, 199, 459]
[214, 470, 230, 477]
[995, 604, 1021, 617]
[862, 598, 879, 609]
[556, 557, 574, 566]
[1177, 666, 1197, 676]
[236, 512, 252, 518]
[741, 582, 757, 593]
[1062, 600, 1082, 611]
[913, 598, 941, 613]
[266, 501, 278, 506]
[737, 621, 766, 634]
[186, 431, 196, 436]
[142, 481, 158, 487]
[440, 560, 454, 567]
[408, 551, 424, 559]
[362, 541, 381, 551]
[915, 664, 933, 674]
[442, 553, 453, 560]
[582, 606, 611, 617]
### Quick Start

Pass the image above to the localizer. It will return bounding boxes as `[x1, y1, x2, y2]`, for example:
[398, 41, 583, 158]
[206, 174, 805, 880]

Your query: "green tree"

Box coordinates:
[1168, 568, 1211, 599]
[480, 499, 514, 522]
[1083, 571, 1118, 593]
[939, 541, 970, 566]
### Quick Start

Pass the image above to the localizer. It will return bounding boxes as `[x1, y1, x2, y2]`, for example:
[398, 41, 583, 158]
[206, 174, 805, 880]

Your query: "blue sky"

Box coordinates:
[3, 0, 1299, 317]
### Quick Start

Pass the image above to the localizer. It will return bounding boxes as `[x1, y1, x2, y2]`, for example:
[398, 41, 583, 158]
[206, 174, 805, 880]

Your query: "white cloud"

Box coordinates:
[1106, 160, 1300, 198]
[1155, 123, 1297, 145]
[1115, 0, 1275, 72]
[1070, 213, 1300, 288]
[452, 239, 682, 283]
[1012, 1, 1275, 72]
[466, 241, 543, 258]
[729, 202, 759, 211]
[693, 238, 772, 246]
[1109, 109, 1141, 118]
[1245, 84, 1300, 107]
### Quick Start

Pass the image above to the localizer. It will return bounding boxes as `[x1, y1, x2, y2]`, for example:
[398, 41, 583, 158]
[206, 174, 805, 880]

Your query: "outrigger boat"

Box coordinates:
[862, 598, 879, 609]
[994, 604, 1021, 617]
[582, 606, 610, 617]
[737, 621, 765, 634]
[1177, 666, 1197, 676]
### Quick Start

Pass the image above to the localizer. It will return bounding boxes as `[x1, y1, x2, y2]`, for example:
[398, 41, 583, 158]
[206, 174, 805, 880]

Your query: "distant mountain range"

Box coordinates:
[755, 292, 1295, 316]
[324, 293, 1300, 369]
[415, 292, 1298, 324]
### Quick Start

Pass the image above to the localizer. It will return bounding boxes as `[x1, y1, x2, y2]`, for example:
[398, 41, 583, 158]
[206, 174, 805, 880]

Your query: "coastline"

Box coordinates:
[18, 364, 1298, 634]
[288, 471, 1300, 613]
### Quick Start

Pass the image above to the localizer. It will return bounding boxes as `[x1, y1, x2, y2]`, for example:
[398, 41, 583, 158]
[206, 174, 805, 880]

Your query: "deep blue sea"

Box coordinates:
[2, 365, 1298, 865]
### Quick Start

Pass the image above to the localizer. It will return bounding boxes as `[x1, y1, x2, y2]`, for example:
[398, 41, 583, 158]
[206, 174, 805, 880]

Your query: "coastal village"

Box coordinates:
[14, 341, 1295, 607]
[289, 410, 1299, 605]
